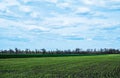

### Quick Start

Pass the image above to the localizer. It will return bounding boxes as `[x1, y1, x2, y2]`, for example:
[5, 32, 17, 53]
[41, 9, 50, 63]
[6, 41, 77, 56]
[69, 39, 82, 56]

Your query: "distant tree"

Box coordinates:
[15, 48, 19, 54]
[9, 49, 14, 54]
[75, 48, 81, 53]
[41, 48, 46, 54]
[0, 48, 120, 55]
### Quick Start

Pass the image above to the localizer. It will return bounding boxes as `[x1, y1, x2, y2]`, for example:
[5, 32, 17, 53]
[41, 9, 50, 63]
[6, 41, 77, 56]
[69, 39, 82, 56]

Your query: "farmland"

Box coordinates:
[0, 54, 120, 78]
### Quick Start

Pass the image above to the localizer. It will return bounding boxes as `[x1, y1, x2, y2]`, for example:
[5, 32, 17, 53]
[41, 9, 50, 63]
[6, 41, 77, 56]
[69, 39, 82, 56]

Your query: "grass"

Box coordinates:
[0, 54, 120, 78]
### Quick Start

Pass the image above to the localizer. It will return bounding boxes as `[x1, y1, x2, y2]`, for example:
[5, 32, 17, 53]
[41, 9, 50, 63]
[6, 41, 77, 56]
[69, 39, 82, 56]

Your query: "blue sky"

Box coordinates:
[0, 0, 120, 50]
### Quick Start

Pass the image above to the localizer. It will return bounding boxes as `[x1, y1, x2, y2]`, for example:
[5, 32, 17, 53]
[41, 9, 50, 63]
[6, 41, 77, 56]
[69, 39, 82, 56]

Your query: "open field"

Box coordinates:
[0, 54, 120, 78]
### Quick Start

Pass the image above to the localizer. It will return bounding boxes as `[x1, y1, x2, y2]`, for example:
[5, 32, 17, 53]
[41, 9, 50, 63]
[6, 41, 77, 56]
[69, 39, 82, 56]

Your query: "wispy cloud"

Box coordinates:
[0, 0, 120, 49]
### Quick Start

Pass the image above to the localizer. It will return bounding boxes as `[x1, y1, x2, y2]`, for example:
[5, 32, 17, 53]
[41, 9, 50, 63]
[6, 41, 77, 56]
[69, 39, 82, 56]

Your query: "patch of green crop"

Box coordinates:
[0, 54, 104, 58]
[0, 54, 120, 78]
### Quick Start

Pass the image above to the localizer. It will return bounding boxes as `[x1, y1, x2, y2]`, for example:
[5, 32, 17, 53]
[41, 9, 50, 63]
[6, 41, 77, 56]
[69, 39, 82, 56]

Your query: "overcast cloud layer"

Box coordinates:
[0, 0, 120, 50]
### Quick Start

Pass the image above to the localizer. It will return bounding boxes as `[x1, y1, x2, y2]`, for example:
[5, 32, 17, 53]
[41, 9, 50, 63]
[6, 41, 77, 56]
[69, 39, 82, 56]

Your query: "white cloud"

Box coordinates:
[45, 0, 58, 3]
[82, 0, 120, 10]
[82, 0, 105, 7]
[0, 0, 20, 11]
[0, 3, 7, 11]
[19, 5, 31, 12]
[43, 17, 73, 27]
[57, 2, 70, 8]
[22, 0, 32, 3]
[82, 0, 94, 5]
[30, 12, 39, 18]
[27, 25, 49, 31]
[4, 0, 20, 6]
[75, 7, 91, 14]
[0, 17, 48, 32]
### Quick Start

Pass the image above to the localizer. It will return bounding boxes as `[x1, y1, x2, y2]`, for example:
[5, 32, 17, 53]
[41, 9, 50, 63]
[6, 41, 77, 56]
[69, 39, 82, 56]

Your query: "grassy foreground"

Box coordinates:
[0, 54, 120, 78]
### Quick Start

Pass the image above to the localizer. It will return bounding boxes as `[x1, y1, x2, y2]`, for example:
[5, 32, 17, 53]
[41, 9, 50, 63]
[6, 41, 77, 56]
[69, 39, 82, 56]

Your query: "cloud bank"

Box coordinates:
[0, 0, 120, 50]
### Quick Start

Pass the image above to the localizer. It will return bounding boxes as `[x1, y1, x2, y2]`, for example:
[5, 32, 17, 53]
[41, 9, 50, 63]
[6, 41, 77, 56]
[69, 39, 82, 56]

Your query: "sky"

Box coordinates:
[0, 0, 120, 50]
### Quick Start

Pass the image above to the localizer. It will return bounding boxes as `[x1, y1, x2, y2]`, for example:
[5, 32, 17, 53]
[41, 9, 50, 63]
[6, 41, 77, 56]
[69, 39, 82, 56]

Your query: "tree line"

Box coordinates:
[0, 48, 120, 55]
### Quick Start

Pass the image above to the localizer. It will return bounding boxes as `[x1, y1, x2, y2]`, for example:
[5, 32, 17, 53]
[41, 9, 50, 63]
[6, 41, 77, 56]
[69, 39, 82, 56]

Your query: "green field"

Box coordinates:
[0, 54, 120, 78]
